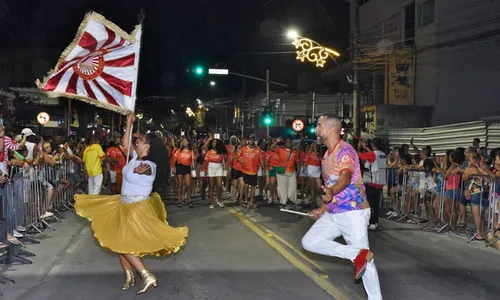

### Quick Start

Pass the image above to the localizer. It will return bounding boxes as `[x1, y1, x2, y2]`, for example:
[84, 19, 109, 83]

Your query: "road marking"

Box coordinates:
[244, 214, 365, 300]
[47, 264, 62, 277]
[66, 241, 78, 254]
[262, 227, 328, 274]
[228, 208, 351, 300]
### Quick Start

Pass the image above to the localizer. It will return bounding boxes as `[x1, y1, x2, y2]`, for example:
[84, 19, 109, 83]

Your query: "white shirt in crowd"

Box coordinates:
[25, 141, 36, 160]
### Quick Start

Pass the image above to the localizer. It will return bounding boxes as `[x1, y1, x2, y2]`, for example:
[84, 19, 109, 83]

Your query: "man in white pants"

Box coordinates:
[301, 114, 382, 300]
[83, 138, 106, 195]
[270, 137, 299, 208]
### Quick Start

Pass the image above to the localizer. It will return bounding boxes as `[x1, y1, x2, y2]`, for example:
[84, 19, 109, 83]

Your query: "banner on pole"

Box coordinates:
[36, 12, 142, 115]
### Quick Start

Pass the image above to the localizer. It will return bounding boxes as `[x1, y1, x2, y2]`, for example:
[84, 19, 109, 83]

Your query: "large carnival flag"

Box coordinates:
[36, 12, 142, 114]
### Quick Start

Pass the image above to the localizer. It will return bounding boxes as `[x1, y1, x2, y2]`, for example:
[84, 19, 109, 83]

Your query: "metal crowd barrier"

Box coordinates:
[383, 168, 499, 248]
[0, 161, 76, 285]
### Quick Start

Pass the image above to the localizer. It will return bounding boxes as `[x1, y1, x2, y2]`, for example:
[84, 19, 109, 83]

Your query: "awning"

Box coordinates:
[10, 87, 60, 105]
[0, 89, 16, 99]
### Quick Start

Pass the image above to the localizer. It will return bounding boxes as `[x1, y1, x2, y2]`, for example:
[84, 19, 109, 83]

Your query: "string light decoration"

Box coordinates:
[292, 37, 341, 68]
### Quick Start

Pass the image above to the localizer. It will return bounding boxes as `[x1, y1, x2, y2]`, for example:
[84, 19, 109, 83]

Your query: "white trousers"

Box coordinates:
[109, 170, 117, 184]
[301, 209, 382, 300]
[276, 172, 297, 205]
[88, 173, 103, 195]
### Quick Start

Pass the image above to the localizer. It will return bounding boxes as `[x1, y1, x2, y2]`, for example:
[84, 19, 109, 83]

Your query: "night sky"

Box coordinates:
[1, 0, 349, 113]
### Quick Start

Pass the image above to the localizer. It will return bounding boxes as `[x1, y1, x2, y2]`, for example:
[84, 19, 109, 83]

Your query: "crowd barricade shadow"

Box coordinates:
[1, 162, 77, 289]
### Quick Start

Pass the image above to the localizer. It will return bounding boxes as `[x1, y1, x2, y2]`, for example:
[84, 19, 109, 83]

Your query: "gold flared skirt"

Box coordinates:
[74, 192, 188, 257]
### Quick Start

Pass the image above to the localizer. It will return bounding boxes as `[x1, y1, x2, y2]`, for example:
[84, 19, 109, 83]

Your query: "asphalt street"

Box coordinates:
[1, 195, 499, 300]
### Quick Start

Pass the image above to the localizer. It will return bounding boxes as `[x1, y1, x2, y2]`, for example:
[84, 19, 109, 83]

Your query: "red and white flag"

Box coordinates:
[36, 12, 141, 114]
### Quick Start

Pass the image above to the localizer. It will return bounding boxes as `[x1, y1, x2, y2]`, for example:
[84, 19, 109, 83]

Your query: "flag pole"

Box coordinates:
[126, 9, 145, 164]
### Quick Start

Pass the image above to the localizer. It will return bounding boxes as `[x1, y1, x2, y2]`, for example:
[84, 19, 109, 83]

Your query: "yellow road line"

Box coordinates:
[228, 208, 351, 300]
[261, 226, 365, 300]
[263, 227, 328, 274]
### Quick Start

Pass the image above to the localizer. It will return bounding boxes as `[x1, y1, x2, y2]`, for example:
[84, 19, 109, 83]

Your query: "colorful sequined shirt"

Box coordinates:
[321, 141, 370, 214]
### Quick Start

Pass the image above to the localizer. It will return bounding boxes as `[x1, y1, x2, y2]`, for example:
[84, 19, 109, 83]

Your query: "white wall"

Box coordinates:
[359, 0, 500, 125]
[415, 0, 500, 125]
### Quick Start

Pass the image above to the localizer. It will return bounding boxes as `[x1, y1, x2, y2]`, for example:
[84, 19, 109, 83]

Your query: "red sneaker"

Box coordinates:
[353, 249, 374, 280]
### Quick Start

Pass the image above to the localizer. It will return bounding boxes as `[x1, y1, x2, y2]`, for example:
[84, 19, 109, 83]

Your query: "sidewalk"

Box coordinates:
[0, 214, 86, 300]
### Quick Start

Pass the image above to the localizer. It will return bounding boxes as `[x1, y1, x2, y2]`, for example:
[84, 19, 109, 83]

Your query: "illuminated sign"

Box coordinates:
[292, 120, 304, 132]
[292, 37, 340, 68]
[37, 112, 50, 125]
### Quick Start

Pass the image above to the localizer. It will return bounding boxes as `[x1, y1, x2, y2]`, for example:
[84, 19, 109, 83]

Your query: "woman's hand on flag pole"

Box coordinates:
[127, 113, 136, 124]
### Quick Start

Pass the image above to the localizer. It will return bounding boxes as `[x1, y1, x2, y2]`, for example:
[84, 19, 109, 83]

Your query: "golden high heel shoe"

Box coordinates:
[137, 269, 157, 295]
[121, 269, 135, 290]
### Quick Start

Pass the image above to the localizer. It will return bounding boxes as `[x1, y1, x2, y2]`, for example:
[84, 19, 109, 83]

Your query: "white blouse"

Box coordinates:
[121, 151, 156, 198]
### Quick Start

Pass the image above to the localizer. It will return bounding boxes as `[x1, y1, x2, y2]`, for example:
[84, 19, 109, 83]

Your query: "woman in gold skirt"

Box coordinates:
[75, 113, 188, 295]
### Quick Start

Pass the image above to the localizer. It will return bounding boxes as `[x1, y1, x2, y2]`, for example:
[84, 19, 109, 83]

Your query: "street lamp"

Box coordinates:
[287, 30, 299, 40]
[210, 81, 216, 86]
[286, 30, 340, 67]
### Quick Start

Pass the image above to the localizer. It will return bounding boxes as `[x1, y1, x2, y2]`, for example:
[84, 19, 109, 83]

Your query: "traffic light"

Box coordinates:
[306, 123, 316, 135]
[263, 115, 272, 126]
[262, 108, 273, 126]
[194, 65, 204, 76]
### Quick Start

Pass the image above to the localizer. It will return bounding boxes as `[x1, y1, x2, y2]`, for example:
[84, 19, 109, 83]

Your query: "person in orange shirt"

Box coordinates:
[169, 139, 180, 192]
[228, 137, 245, 203]
[172, 138, 195, 208]
[306, 142, 323, 207]
[199, 153, 209, 200]
[267, 140, 280, 204]
[236, 135, 262, 208]
[298, 144, 310, 200]
[204, 135, 227, 208]
[106, 135, 128, 194]
[271, 137, 299, 208]
[225, 139, 235, 193]
[257, 140, 267, 201]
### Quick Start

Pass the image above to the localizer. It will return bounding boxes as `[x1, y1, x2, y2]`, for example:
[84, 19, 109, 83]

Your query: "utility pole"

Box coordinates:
[67, 99, 72, 136]
[351, 0, 361, 137]
[266, 69, 270, 137]
[311, 92, 316, 122]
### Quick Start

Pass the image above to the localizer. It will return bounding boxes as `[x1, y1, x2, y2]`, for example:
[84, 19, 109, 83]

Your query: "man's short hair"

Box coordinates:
[421, 147, 430, 158]
[372, 137, 382, 150]
[321, 113, 342, 122]
[467, 146, 478, 154]
[321, 114, 342, 127]
[470, 152, 479, 160]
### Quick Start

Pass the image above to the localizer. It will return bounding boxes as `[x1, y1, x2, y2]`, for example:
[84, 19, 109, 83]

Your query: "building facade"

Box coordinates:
[358, 0, 500, 125]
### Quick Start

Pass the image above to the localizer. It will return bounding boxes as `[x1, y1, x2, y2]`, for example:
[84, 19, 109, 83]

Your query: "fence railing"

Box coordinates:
[381, 120, 489, 155]
[0, 162, 76, 285]
[384, 168, 500, 248]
